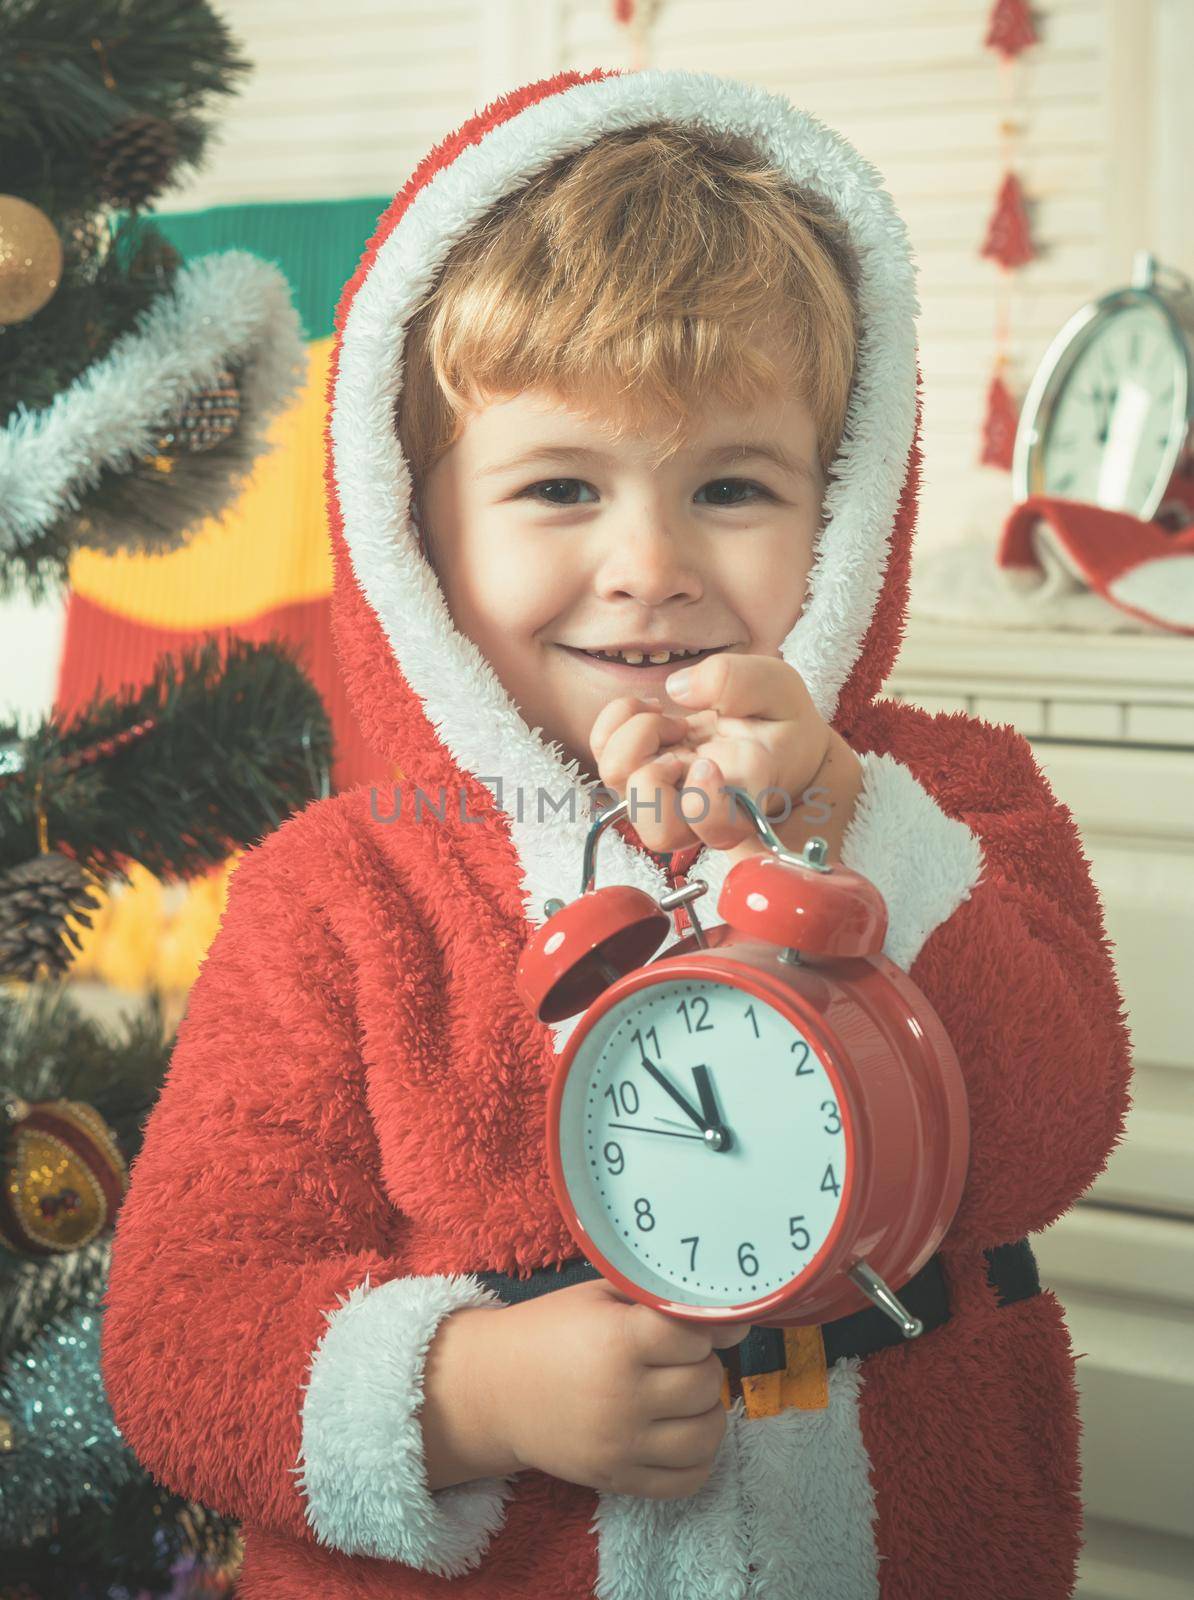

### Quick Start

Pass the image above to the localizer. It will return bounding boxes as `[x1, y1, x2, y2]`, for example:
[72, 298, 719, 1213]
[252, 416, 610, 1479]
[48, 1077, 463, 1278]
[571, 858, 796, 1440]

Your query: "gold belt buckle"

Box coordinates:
[719, 1326, 829, 1416]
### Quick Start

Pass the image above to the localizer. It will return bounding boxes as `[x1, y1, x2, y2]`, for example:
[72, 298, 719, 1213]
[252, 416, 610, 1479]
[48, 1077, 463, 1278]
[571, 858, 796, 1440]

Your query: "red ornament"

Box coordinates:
[613, 0, 635, 23]
[980, 370, 1020, 470]
[0, 1093, 128, 1256]
[985, 0, 1039, 60]
[982, 172, 1035, 269]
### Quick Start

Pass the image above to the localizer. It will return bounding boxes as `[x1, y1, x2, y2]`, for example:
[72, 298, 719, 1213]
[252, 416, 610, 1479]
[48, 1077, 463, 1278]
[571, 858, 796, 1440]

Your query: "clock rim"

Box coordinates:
[545, 954, 861, 1325]
[1011, 278, 1194, 521]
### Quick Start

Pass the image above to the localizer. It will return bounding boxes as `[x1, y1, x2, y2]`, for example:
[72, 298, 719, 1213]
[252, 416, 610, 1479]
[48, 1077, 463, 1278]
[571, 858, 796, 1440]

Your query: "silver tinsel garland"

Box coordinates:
[0, 251, 305, 563]
[0, 1303, 137, 1543]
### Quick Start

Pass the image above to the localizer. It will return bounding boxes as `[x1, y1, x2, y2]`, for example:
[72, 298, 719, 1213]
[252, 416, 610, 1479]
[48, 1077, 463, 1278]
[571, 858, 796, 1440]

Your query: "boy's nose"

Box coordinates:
[593, 520, 703, 606]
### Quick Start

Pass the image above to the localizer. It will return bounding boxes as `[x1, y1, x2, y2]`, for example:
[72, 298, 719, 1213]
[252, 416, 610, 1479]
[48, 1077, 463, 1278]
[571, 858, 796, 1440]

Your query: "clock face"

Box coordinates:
[557, 976, 850, 1311]
[1042, 300, 1186, 514]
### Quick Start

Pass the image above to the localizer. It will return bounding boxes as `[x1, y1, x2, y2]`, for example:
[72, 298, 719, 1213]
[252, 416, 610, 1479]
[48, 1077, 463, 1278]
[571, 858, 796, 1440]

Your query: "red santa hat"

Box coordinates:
[998, 494, 1194, 635]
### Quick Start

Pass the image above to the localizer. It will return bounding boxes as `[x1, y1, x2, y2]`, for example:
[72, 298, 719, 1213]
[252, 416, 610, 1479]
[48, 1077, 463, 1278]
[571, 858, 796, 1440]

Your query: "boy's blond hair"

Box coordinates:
[397, 120, 860, 507]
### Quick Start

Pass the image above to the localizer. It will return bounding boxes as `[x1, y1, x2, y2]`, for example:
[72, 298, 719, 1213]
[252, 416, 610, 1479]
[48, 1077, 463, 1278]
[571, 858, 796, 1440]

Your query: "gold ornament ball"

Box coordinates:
[0, 195, 64, 326]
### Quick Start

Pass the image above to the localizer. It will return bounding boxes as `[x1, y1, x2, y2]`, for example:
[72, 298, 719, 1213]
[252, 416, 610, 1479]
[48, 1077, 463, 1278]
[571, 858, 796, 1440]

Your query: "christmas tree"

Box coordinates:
[0, 3, 325, 1594]
[0, 0, 304, 600]
[0, 640, 333, 1597]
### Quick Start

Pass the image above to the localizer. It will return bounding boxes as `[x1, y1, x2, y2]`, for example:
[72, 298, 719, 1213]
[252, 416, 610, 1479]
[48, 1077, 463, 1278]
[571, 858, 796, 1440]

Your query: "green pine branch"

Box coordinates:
[0, 0, 251, 424]
[0, 0, 250, 208]
[0, 636, 335, 880]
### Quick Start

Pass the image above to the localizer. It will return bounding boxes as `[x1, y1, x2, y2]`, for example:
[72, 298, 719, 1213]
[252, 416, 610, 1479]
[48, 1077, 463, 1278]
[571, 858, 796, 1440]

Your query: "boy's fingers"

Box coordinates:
[588, 695, 638, 764]
[667, 652, 812, 723]
[625, 751, 700, 853]
[590, 694, 687, 765]
[593, 705, 690, 792]
[708, 1321, 753, 1349]
[631, 1301, 731, 1365]
[674, 755, 758, 851]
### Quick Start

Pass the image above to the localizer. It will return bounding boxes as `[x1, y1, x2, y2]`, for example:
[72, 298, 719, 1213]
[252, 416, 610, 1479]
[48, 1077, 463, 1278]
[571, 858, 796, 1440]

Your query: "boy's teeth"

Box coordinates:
[584, 646, 705, 665]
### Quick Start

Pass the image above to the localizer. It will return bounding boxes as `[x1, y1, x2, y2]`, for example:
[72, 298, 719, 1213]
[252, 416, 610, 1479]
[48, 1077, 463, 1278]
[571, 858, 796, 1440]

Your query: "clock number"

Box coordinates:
[680, 1234, 699, 1272]
[677, 996, 713, 1033]
[603, 1141, 624, 1176]
[604, 1080, 640, 1116]
[821, 1100, 842, 1135]
[791, 1041, 813, 1075]
[821, 1163, 841, 1198]
[630, 1025, 662, 1059]
[634, 1197, 656, 1232]
[737, 1242, 759, 1277]
[744, 1004, 760, 1039]
[789, 1216, 811, 1251]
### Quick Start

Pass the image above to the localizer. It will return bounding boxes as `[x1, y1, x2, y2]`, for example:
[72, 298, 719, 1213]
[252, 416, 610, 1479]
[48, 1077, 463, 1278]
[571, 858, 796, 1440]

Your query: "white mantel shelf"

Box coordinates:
[884, 616, 1194, 751]
[889, 616, 1194, 700]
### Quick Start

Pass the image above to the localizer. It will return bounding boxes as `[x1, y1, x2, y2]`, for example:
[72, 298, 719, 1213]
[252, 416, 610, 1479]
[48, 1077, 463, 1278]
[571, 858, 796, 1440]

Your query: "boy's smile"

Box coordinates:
[418, 358, 824, 786]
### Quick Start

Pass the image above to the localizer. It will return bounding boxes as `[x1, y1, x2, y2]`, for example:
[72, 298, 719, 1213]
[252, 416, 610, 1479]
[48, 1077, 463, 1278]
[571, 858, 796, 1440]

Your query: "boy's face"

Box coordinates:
[418, 362, 824, 786]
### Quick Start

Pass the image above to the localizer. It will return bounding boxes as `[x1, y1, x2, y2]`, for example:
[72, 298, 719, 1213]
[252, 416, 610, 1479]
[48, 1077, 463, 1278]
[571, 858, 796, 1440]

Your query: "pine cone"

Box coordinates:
[93, 114, 180, 210]
[0, 853, 103, 983]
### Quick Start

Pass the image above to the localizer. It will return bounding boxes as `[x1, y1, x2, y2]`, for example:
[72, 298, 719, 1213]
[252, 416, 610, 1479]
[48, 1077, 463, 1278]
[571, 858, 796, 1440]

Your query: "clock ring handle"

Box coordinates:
[719, 785, 834, 875]
[580, 797, 631, 895]
[578, 789, 832, 897]
[572, 800, 711, 949]
[579, 799, 713, 900]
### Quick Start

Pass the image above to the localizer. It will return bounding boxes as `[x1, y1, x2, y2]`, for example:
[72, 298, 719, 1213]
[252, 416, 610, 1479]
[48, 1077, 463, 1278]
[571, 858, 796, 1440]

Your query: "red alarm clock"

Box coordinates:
[516, 787, 970, 1337]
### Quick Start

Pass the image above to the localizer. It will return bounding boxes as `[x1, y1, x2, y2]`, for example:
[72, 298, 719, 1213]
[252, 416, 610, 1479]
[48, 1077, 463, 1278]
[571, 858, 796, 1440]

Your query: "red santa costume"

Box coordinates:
[101, 66, 1133, 1599]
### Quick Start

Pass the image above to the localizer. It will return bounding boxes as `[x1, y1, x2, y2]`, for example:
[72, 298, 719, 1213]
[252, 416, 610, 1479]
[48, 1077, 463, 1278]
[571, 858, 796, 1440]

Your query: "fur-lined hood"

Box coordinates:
[323, 66, 921, 989]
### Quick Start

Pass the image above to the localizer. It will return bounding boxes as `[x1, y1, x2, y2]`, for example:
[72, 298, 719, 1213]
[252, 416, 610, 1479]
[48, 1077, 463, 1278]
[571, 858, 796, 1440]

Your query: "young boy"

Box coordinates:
[101, 68, 1132, 1600]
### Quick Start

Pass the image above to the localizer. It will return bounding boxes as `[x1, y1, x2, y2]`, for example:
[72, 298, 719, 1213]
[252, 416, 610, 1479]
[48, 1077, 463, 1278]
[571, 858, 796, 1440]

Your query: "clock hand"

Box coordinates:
[691, 1063, 734, 1153]
[608, 1121, 706, 1142]
[639, 1055, 709, 1132]
[691, 1064, 719, 1124]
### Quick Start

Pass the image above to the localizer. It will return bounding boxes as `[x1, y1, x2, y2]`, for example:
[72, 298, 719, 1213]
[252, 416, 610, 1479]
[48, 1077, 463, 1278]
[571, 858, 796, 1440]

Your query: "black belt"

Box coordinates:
[474, 1239, 1039, 1378]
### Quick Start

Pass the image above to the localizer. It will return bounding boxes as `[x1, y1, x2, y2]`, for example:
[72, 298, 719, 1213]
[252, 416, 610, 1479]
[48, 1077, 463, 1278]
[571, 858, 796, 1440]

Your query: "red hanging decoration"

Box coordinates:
[980, 369, 1020, 470]
[977, 3, 1037, 471]
[985, 0, 1039, 61]
[981, 171, 1035, 270]
[613, 0, 663, 63]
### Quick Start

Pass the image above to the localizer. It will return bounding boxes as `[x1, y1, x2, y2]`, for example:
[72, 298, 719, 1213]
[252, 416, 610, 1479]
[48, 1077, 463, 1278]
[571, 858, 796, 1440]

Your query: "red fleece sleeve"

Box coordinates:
[99, 831, 514, 1564]
[100, 836, 402, 1534]
[904, 718, 1134, 1245]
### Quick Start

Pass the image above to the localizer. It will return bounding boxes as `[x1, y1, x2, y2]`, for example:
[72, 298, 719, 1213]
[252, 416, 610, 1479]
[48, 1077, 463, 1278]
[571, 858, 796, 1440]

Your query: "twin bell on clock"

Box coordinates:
[515, 788, 969, 1342]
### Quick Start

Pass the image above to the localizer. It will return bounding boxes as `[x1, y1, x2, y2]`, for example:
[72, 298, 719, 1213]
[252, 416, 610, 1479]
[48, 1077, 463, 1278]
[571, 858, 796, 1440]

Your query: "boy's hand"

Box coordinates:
[482, 1279, 750, 1500]
[588, 652, 864, 863]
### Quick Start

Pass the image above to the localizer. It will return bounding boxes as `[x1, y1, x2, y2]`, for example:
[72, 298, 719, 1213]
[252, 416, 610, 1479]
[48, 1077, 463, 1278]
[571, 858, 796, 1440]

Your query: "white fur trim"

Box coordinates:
[0, 252, 305, 553]
[327, 68, 920, 1044]
[840, 750, 984, 972]
[592, 1360, 878, 1600]
[295, 1271, 517, 1573]
[1107, 553, 1194, 629]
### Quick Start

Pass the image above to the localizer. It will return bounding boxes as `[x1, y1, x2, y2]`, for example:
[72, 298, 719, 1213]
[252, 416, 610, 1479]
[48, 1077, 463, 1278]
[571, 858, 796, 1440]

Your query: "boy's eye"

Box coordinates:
[520, 477, 771, 507]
